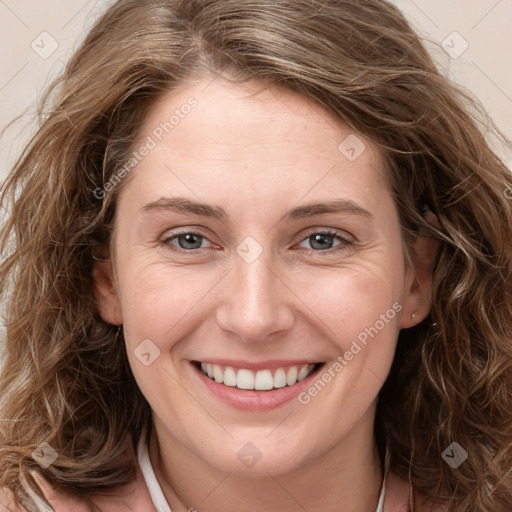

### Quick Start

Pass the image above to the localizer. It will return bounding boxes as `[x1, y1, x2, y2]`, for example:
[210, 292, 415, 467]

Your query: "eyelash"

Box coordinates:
[160, 229, 354, 255]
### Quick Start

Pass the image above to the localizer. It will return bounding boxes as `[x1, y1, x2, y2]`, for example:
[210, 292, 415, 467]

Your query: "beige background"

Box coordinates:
[0, 0, 511, 178]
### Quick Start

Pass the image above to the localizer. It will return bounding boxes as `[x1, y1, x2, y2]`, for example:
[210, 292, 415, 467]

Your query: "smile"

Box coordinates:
[191, 359, 326, 411]
[196, 362, 322, 390]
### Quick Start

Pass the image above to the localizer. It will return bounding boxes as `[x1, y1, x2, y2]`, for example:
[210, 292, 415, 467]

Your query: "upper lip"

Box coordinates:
[193, 359, 322, 371]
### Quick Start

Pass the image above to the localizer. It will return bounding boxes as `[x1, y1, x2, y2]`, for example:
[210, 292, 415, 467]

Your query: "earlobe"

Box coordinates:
[400, 212, 440, 329]
[92, 256, 123, 326]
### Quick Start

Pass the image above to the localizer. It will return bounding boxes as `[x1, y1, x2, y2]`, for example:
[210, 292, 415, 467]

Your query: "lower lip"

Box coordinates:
[191, 362, 324, 411]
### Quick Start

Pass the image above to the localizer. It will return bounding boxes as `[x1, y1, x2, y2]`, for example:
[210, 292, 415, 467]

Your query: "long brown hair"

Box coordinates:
[1, 1, 511, 510]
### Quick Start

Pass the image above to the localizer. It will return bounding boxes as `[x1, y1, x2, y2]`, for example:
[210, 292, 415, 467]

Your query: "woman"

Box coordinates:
[1, 0, 511, 511]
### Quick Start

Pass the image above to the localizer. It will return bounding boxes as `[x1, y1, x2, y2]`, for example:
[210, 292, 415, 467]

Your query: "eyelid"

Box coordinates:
[298, 227, 354, 243]
[160, 226, 355, 255]
[294, 228, 355, 253]
[160, 229, 215, 248]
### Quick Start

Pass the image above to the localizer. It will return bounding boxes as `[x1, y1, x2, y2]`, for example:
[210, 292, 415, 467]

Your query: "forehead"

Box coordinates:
[124, 76, 388, 212]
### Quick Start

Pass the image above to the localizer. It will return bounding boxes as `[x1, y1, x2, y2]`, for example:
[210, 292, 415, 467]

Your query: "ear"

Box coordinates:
[92, 248, 123, 326]
[400, 210, 440, 329]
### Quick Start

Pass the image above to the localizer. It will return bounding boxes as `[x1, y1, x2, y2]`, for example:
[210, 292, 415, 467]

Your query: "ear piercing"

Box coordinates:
[411, 312, 418, 319]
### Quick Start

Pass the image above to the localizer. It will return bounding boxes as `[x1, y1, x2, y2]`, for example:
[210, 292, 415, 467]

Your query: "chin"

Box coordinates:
[194, 434, 314, 477]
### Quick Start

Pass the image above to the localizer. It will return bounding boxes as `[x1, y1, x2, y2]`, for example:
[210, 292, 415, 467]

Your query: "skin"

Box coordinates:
[94, 75, 437, 512]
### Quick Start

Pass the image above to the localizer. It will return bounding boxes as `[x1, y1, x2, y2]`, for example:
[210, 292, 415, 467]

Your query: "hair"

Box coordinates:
[1, 0, 511, 510]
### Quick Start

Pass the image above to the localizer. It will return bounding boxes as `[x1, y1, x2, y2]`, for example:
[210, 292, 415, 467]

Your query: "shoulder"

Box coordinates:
[385, 470, 448, 512]
[0, 472, 97, 512]
[0, 444, 157, 512]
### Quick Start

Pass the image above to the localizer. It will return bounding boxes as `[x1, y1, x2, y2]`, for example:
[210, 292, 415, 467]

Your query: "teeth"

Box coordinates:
[223, 366, 237, 387]
[254, 370, 273, 390]
[237, 369, 255, 390]
[286, 366, 298, 385]
[273, 368, 287, 388]
[199, 362, 317, 390]
[297, 365, 311, 381]
[213, 365, 224, 383]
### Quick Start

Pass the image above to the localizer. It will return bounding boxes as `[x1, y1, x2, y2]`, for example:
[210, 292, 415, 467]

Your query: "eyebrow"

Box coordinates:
[141, 196, 372, 221]
[141, 197, 227, 220]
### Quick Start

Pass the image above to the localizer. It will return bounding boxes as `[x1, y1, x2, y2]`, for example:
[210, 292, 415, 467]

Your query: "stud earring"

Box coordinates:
[411, 312, 417, 319]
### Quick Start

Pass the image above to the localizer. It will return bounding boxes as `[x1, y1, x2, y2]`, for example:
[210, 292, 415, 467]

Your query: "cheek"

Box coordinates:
[289, 256, 405, 406]
[116, 259, 220, 350]
[293, 261, 403, 345]
[293, 269, 403, 414]
[116, 262, 223, 409]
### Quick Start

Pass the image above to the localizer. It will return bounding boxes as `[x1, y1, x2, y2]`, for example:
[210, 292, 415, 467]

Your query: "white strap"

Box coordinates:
[137, 432, 173, 512]
[375, 466, 387, 512]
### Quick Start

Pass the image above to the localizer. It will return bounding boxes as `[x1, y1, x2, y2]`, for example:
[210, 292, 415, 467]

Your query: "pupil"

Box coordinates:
[180, 233, 201, 249]
[311, 234, 333, 250]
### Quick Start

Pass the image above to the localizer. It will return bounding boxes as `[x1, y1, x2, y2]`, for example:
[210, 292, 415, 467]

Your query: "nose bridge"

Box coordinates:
[216, 244, 293, 341]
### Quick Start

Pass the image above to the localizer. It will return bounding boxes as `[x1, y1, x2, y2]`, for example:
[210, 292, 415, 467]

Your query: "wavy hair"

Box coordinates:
[1, 0, 511, 510]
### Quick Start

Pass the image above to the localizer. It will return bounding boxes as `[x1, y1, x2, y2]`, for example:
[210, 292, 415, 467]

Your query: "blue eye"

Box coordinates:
[298, 230, 353, 252]
[162, 232, 211, 251]
[160, 229, 353, 254]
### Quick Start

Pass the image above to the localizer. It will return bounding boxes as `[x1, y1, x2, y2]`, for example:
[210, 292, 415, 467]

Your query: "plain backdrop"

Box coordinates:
[1, 0, 511, 180]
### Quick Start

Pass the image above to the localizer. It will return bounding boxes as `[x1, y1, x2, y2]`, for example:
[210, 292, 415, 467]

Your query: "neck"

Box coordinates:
[150, 410, 384, 512]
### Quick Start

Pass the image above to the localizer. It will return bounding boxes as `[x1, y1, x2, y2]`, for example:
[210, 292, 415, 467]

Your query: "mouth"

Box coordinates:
[194, 361, 324, 391]
[191, 359, 326, 410]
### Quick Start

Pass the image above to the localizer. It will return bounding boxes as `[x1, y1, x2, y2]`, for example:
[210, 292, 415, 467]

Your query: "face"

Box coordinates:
[94, 76, 432, 476]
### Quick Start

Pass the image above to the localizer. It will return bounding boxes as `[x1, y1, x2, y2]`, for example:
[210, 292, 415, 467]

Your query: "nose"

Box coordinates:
[215, 250, 295, 343]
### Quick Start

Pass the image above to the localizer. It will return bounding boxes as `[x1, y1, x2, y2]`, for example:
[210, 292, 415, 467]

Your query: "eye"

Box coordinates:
[160, 229, 354, 254]
[297, 230, 354, 252]
[161, 231, 213, 251]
